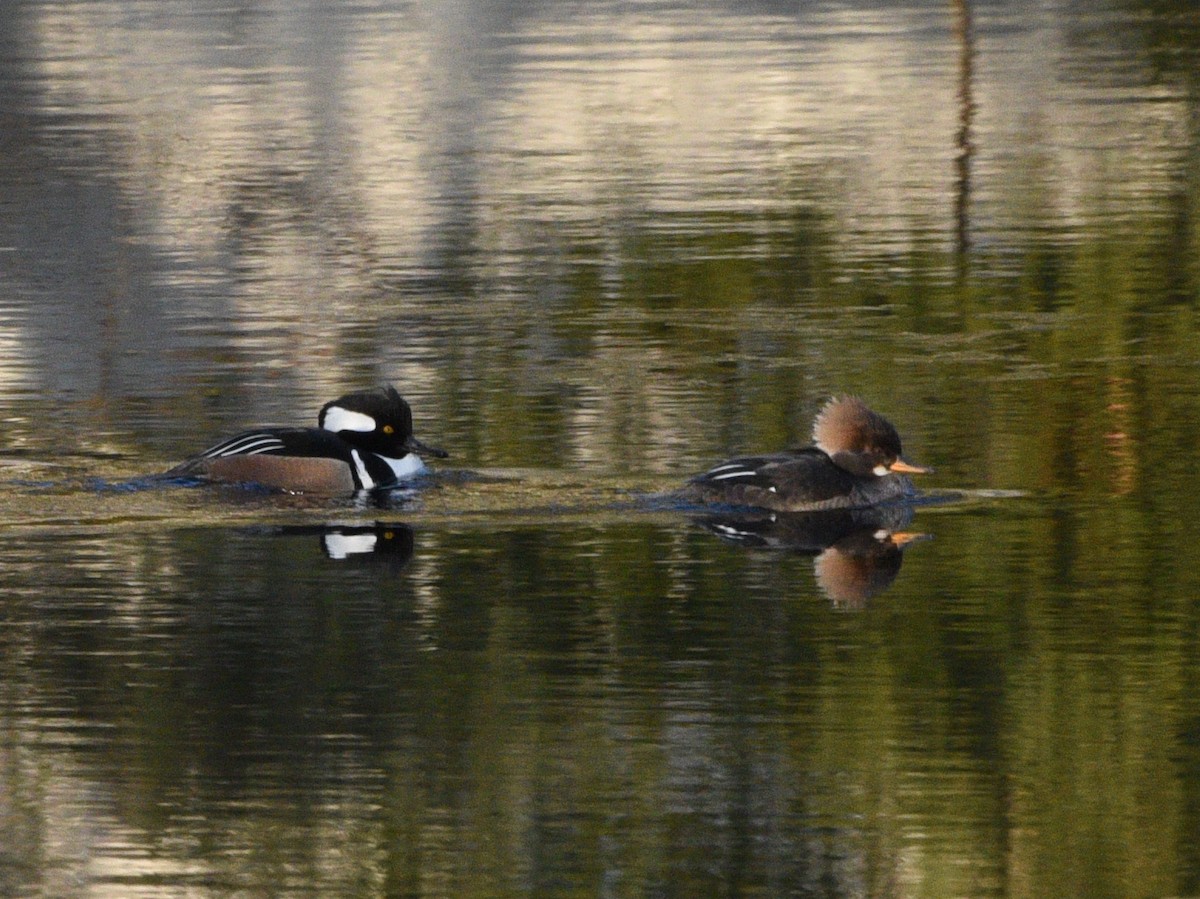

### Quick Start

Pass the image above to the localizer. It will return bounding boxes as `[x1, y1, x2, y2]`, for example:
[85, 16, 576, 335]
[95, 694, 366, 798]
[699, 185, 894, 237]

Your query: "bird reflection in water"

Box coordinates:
[249, 522, 416, 572]
[694, 506, 928, 608]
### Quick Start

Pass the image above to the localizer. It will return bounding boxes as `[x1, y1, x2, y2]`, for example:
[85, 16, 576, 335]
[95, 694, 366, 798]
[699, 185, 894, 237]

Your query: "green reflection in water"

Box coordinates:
[0, 501, 1197, 896]
[1, 0, 1199, 896]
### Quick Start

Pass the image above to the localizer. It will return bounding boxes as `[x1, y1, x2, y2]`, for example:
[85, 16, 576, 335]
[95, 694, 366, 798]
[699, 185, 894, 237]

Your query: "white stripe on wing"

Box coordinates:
[202, 433, 287, 458]
[708, 468, 758, 481]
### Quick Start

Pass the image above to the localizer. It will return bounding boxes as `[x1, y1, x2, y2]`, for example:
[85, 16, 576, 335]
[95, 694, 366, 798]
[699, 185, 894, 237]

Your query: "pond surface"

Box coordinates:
[2, 1, 1200, 897]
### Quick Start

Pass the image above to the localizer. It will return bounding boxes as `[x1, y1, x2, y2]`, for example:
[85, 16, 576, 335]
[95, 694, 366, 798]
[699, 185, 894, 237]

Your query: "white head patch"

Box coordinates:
[872, 464, 890, 477]
[323, 532, 378, 560]
[323, 406, 377, 433]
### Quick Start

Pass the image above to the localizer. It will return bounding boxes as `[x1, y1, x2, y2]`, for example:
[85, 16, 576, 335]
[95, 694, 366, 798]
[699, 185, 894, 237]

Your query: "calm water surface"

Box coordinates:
[2, 1, 1200, 897]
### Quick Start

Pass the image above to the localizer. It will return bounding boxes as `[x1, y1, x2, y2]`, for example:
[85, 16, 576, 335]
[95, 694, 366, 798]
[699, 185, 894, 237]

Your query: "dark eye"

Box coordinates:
[382, 425, 395, 434]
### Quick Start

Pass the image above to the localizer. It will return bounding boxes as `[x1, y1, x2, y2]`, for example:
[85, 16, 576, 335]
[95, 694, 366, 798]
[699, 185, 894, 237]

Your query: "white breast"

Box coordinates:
[349, 450, 427, 490]
[382, 453, 427, 480]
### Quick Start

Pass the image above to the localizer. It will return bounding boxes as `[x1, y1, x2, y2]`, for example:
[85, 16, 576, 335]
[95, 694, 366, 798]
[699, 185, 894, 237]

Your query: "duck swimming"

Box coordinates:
[681, 396, 931, 512]
[165, 385, 447, 494]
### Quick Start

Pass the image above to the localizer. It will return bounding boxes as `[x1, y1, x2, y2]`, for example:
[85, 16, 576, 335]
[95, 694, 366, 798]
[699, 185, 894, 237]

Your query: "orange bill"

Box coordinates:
[887, 531, 931, 548]
[888, 458, 933, 475]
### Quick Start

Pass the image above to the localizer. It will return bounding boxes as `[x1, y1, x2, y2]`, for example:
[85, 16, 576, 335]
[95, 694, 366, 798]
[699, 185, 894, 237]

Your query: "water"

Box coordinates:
[2, 0, 1199, 896]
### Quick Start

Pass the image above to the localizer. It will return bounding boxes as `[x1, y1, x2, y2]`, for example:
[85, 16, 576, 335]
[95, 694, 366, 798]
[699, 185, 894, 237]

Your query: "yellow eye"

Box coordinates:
[382, 425, 395, 434]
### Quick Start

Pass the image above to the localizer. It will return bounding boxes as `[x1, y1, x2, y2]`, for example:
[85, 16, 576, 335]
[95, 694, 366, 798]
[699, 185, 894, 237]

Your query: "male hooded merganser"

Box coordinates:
[165, 385, 447, 494]
[681, 396, 931, 512]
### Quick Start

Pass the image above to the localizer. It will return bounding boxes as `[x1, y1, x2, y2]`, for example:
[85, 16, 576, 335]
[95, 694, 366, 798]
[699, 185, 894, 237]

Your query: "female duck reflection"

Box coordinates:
[681, 396, 934, 606]
[694, 507, 928, 608]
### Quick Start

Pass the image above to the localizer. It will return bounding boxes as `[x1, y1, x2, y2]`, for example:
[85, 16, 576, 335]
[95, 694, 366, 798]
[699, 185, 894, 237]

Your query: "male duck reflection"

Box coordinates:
[682, 396, 932, 511]
[166, 385, 447, 494]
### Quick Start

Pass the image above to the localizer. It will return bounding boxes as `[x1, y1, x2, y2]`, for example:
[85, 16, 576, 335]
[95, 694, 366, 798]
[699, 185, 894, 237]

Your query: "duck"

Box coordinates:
[165, 384, 446, 493]
[681, 396, 931, 512]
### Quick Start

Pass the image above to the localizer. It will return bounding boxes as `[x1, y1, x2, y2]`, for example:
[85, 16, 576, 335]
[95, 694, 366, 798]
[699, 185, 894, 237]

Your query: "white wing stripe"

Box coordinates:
[202, 434, 287, 458]
[706, 462, 748, 474]
[709, 469, 758, 480]
[221, 437, 285, 456]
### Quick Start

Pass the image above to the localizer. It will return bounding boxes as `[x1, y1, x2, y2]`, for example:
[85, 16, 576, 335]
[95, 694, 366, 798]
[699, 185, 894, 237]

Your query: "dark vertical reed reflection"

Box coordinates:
[953, 0, 976, 277]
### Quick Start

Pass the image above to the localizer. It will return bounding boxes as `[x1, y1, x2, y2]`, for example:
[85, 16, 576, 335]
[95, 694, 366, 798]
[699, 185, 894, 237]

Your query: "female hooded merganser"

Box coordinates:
[165, 385, 447, 494]
[681, 396, 931, 512]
